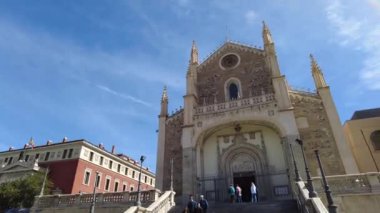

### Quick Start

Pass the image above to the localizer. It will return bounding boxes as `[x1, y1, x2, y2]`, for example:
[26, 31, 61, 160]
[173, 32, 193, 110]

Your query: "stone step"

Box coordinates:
[170, 200, 299, 213]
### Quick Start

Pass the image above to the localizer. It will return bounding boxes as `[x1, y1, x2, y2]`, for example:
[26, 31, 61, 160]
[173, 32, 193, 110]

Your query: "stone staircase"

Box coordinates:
[170, 200, 299, 213]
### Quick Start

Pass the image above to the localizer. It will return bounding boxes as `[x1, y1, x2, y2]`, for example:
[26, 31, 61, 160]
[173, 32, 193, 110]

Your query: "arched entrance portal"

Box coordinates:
[221, 143, 268, 202]
[229, 152, 259, 202]
[197, 123, 288, 202]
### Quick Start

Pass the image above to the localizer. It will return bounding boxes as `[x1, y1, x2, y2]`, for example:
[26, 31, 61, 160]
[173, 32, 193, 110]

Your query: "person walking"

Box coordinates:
[236, 184, 242, 203]
[187, 195, 197, 213]
[250, 182, 257, 203]
[199, 195, 209, 213]
[228, 184, 235, 203]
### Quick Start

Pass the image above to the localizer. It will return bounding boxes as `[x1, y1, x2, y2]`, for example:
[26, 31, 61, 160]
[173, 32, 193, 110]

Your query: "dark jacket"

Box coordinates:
[199, 199, 208, 210]
[187, 200, 197, 213]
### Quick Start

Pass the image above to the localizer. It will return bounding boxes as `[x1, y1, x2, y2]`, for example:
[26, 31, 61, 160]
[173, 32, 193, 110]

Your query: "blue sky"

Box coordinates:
[0, 0, 379, 172]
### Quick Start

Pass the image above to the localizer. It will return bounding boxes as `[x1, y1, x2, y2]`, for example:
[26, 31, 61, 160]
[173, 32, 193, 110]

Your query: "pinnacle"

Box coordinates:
[310, 54, 321, 73]
[161, 85, 168, 101]
[190, 40, 199, 65]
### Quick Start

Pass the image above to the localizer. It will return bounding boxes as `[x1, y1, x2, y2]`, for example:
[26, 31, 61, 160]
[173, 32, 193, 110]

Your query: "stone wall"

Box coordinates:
[163, 111, 184, 194]
[196, 44, 273, 105]
[290, 91, 345, 176]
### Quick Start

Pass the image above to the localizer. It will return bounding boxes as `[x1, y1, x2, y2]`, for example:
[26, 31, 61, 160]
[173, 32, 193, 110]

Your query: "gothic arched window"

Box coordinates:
[224, 78, 242, 101]
[229, 83, 239, 100]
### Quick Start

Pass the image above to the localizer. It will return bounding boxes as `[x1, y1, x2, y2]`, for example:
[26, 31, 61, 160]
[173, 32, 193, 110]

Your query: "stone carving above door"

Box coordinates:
[231, 154, 255, 173]
[217, 131, 263, 155]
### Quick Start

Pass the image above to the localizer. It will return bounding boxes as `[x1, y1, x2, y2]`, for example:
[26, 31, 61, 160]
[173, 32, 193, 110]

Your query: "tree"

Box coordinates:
[0, 172, 52, 211]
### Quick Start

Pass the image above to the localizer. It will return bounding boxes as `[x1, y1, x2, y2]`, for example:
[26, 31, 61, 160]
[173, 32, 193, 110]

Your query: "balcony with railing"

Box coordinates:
[194, 93, 275, 116]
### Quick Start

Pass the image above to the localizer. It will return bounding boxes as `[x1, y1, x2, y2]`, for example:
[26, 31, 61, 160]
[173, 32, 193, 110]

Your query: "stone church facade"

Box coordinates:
[156, 23, 358, 203]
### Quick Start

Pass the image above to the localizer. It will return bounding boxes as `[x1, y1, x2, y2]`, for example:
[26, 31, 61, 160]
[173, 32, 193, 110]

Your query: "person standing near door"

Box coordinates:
[228, 184, 235, 203]
[199, 195, 209, 213]
[250, 182, 257, 203]
[236, 184, 242, 203]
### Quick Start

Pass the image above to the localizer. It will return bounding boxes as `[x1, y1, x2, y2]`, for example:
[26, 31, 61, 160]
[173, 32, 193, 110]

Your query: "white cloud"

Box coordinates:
[326, 0, 380, 90]
[245, 10, 257, 25]
[96, 84, 152, 107]
[326, 1, 362, 46]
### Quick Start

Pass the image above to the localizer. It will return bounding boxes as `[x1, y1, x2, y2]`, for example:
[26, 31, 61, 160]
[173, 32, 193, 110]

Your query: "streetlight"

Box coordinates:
[315, 150, 337, 213]
[90, 171, 99, 213]
[40, 166, 50, 196]
[170, 158, 174, 191]
[295, 139, 317, 198]
[289, 144, 301, 181]
[136, 155, 146, 207]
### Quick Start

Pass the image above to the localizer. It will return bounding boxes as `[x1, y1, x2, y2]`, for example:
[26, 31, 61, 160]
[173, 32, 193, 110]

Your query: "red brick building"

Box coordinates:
[0, 139, 155, 194]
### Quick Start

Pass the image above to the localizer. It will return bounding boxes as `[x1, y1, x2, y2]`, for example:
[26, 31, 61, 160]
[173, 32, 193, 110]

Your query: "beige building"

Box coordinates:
[155, 23, 358, 203]
[344, 108, 380, 173]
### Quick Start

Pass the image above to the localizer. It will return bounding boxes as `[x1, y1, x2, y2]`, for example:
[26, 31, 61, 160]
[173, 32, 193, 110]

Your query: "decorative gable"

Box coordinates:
[196, 41, 273, 105]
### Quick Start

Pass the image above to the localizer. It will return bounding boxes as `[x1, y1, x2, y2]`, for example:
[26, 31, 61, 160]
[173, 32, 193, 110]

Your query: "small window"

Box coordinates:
[100, 156, 104, 166]
[125, 167, 128, 175]
[109, 160, 113, 169]
[62, 150, 68, 159]
[114, 182, 119, 192]
[8, 157, 13, 165]
[130, 186, 134, 191]
[132, 170, 135, 178]
[84, 171, 91, 185]
[25, 155, 29, 162]
[35, 154, 40, 160]
[371, 130, 380, 150]
[123, 184, 127, 191]
[144, 176, 147, 183]
[96, 174, 101, 188]
[89, 152, 94, 161]
[44, 152, 50, 161]
[105, 178, 111, 191]
[150, 178, 153, 185]
[68, 149, 73, 158]
[117, 164, 121, 173]
[4, 157, 8, 163]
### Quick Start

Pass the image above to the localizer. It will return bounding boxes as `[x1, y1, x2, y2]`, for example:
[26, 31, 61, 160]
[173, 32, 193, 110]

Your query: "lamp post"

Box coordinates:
[289, 144, 301, 181]
[136, 155, 146, 207]
[170, 158, 174, 191]
[295, 139, 317, 198]
[90, 171, 99, 213]
[315, 150, 337, 213]
[39, 166, 49, 196]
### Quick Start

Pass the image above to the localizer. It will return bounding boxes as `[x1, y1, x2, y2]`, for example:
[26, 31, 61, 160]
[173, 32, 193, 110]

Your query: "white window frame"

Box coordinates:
[83, 169, 92, 185]
[95, 172, 102, 189]
[122, 182, 128, 192]
[114, 179, 120, 192]
[105, 176, 112, 191]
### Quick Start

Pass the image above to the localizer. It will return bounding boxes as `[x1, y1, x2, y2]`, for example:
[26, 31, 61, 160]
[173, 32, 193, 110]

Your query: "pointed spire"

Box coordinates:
[161, 85, 168, 102]
[310, 54, 327, 88]
[262, 21, 273, 45]
[160, 86, 168, 117]
[190, 40, 199, 65]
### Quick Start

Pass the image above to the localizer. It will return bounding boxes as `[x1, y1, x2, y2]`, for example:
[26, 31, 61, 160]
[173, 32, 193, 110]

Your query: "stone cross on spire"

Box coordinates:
[190, 40, 199, 65]
[310, 54, 327, 89]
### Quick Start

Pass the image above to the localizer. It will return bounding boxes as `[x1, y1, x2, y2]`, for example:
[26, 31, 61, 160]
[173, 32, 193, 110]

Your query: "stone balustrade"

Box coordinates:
[125, 190, 176, 213]
[294, 181, 328, 213]
[33, 189, 161, 209]
[194, 93, 275, 115]
[312, 172, 380, 195]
